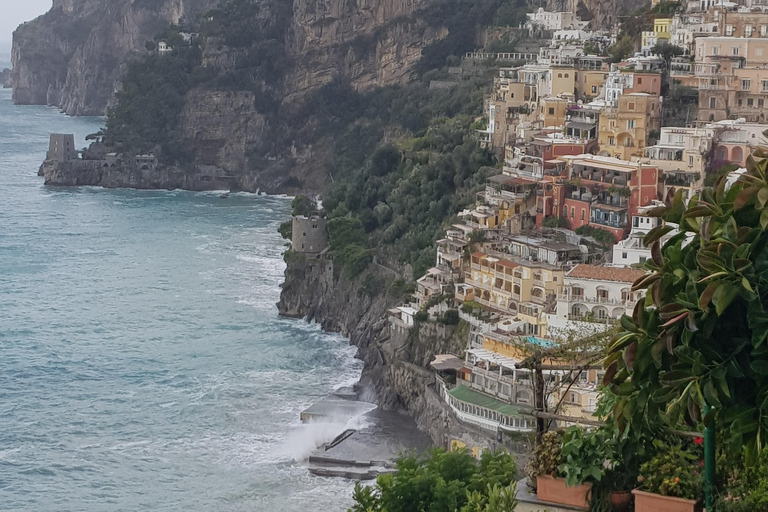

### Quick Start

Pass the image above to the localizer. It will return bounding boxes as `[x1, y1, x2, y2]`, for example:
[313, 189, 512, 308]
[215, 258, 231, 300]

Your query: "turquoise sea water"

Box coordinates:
[0, 88, 358, 511]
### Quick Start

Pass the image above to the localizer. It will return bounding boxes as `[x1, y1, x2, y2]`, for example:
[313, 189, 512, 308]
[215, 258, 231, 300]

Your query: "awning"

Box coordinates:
[566, 121, 596, 131]
[430, 354, 465, 372]
[592, 203, 628, 212]
[466, 348, 521, 371]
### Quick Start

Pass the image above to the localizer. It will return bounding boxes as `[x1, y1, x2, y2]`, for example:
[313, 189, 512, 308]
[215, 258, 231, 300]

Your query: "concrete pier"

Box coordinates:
[301, 391, 433, 480]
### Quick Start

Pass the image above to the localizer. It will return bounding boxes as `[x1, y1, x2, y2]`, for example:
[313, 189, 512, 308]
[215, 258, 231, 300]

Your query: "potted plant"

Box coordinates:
[525, 430, 562, 492]
[633, 444, 703, 512]
[527, 427, 608, 508]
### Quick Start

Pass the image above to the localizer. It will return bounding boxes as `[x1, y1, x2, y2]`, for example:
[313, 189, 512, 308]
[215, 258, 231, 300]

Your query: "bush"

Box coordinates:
[414, 310, 429, 322]
[348, 448, 517, 512]
[440, 309, 460, 325]
[575, 225, 618, 247]
[278, 220, 292, 240]
[542, 217, 569, 228]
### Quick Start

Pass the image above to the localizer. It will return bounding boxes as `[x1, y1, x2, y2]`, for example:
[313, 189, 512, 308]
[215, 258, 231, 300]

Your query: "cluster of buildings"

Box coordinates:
[406, 0, 768, 441]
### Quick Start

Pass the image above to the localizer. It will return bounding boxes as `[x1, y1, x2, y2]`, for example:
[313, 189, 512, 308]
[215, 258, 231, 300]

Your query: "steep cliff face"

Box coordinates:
[546, 0, 637, 29]
[277, 254, 469, 438]
[277, 253, 529, 452]
[285, 0, 447, 99]
[11, 0, 219, 115]
[12, 0, 445, 115]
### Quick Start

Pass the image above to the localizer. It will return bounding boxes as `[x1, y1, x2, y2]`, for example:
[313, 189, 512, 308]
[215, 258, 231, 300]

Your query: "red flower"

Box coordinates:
[693, 437, 703, 445]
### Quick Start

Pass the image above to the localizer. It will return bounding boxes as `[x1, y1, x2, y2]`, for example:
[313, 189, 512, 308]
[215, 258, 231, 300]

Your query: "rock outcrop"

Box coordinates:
[277, 252, 529, 452]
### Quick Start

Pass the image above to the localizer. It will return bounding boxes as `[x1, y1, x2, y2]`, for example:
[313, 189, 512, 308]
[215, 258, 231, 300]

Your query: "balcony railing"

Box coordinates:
[568, 314, 618, 325]
[559, 294, 632, 306]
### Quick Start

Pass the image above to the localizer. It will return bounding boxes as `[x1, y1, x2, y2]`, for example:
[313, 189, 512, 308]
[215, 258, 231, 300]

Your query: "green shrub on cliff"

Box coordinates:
[348, 448, 517, 512]
[105, 41, 202, 161]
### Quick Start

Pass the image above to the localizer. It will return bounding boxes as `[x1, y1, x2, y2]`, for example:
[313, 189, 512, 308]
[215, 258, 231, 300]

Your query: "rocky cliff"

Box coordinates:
[11, 0, 220, 115]
[12, 0, 445, 115]
[277, 252, 531, 453]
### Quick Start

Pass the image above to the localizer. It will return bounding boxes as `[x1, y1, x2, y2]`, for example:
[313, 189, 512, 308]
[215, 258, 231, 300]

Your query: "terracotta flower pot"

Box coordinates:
[536, 474, 592, 508]
[632, 489, 703, 512]
[610, 490, 633, 511]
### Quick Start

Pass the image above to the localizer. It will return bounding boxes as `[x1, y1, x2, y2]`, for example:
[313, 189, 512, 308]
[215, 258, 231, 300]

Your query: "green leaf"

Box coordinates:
[643, 225, 673, 246]
[750, 359, 768, 375]
[760, 207, 768, 229]
[699, 280, 719, 309]
[703, 379, 722, 408]
[714, 283, 739, 315]
[758, 186, 768, 209]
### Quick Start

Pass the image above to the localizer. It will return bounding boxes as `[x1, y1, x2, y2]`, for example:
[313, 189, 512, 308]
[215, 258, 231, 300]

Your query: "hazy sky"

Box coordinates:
[0, 0, 52, 44]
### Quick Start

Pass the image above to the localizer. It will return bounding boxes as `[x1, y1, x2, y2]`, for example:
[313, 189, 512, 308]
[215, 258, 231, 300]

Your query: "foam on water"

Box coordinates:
[0, 89, 359, 511]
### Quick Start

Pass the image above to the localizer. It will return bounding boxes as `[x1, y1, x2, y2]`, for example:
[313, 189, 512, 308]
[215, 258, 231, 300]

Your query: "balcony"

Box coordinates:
[559, 294, 632, 306]
[567, 313, 618, 325]
[576, 170, 629, 186]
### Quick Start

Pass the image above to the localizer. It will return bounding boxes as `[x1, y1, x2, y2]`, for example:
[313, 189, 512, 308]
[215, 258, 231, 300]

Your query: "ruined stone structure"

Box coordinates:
[291, 215, 328, 254]
[46, 134, 77, 162]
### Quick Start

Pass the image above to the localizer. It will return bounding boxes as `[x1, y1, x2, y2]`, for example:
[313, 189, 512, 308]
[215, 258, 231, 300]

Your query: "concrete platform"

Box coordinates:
[305, 406, 433, 480]
[300, 388, 375, 423]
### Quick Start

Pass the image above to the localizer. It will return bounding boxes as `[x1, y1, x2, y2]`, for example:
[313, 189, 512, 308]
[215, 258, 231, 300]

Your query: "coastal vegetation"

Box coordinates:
[348, 449, 518, 512]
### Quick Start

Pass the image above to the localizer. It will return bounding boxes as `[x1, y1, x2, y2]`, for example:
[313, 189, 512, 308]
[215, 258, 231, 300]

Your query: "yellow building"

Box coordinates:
[550, 67, 576, 97]
[465, 252, 563, 336]
[476, 334, 603, 420]
[575, 70, 607, 101]
[654, 18, 672, 41]
[539, 96, 571, 129]
[598, 93, 661, 160]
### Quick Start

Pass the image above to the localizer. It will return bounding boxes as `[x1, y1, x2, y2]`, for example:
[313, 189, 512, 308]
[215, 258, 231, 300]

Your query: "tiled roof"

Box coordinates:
[566, 264, 646, 283]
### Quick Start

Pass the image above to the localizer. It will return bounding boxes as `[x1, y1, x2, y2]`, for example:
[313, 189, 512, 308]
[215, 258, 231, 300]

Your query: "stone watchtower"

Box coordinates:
[291, 215, 328, 254]
[47, 134, 77, 162]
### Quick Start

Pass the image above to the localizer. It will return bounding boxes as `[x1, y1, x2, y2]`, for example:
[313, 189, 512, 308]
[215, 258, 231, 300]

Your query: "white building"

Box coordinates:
[157, 41, 173, 54]
[527, 8, 589, 31]
[602, 69, 633, 106]
[546, 264, 646, 336]
[611, 210, 662, 267]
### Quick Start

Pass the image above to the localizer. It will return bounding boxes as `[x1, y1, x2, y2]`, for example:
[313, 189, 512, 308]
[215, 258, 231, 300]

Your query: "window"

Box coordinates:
[709, 97, 716, 109]
[628, 102, 636, 110]
[712, 45, 719, 55]
[627, 119, 635, 129]
[622, 252, 628, 259]
[762, 26, 768, 36]
[725, 25, 733, 36]
[742, 79, 751, 90]
[637, 77, 643, 84]
[608, 136, 615, 145]
[591, 85, 597, 94]
[548, 107, 555, 115]
[760, 99, 765, 108]
[763, 81, 768, 92]
[558, 73, 563, 78]
[581, 209, 585, 221]
[571, 207, 575, 219]
[689, 155, 694, 166]
[748, 98, 754, 107]
[746, 26, 753, 37]
[732, 46, 740, 56]
[565, 73, 569, 78]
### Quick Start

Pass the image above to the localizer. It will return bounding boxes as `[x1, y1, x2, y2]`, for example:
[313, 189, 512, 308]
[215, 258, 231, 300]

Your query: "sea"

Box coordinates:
[0, 86, 361, 510]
